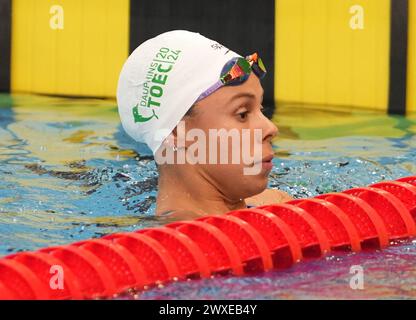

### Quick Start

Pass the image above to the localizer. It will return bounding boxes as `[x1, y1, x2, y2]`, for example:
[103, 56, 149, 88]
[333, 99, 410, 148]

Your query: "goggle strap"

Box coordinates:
[196, 53, 267, 102]
[196, 80, 223, 102]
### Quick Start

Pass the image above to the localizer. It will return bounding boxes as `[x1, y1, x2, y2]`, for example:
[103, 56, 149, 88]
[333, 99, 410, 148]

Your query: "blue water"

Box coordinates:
[0, 94, 415, 299]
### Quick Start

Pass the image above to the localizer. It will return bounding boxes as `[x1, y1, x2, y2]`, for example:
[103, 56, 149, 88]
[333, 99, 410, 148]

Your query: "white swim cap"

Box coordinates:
[117, 30, 241, 155]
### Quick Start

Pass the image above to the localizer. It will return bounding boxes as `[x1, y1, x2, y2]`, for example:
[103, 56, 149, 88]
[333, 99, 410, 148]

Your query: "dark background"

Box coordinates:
[130, 0, 276, 117]
[0, 0, 11, 92]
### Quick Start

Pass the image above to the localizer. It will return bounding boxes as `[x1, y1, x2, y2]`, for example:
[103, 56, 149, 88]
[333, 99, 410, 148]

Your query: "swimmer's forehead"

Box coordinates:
[227, 91, 264, 104]
[223, 74, 264, 105]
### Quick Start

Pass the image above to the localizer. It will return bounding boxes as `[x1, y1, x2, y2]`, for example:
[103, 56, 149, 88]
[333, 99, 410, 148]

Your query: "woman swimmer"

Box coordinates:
[117, 30, 293, 220]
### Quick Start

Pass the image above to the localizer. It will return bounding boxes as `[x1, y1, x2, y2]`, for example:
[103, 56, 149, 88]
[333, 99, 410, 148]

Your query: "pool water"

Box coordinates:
[0, 93, 415, 299]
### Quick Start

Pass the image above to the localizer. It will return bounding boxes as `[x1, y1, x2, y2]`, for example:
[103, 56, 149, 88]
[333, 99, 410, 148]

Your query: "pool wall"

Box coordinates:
[0, 0, 415, 114]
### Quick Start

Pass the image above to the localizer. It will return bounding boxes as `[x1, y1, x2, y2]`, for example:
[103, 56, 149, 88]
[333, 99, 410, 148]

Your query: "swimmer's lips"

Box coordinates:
[251, 154, 274, 170]
[261, 155, 274, 170]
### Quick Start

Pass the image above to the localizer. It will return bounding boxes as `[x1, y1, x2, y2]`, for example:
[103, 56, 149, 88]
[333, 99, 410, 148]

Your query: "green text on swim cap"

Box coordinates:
[133, 48, 181, 123]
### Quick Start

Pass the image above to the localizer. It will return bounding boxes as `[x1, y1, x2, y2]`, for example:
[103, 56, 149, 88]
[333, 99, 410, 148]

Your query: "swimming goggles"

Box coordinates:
[196, 52, 267, 102]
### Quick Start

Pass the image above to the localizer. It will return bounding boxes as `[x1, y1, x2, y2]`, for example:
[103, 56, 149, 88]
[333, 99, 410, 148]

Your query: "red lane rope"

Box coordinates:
[0, 280, 17, 300]
[6, 252, 83, 299]
[103, 232, 180, 284]
[72, 239, 148, 293]
[197, 214, 273, 272]
[343, 187, 416, 239]
[370, 181, 416, 211]
[286, 199, 362, 252]
[39, 245, 118, 298]
[0, 175, 415, 300]
[167, 221, 244, 275]
[395, 177, 416, 219]
[257, 205, 330, 258]
[315, 193, 389, 248]
[397, 176, 416, 187]
[139, 227, 211, 279]
[0, 259, 49, 299]
[227, 208, 303, 267]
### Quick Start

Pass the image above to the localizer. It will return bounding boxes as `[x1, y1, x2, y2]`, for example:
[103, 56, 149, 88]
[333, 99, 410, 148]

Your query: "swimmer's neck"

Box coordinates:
[155, 166, 246, 216]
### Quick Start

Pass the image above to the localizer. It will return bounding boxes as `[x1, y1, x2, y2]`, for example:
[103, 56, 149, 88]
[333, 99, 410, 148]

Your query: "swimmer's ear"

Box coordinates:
[171, 127, 178, 138]
[166, 125, 193, 149]
[162, 131, 176, 149]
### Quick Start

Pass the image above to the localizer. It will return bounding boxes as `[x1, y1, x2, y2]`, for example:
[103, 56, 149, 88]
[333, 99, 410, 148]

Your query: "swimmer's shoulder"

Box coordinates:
[274, 190, 293, 202]
[157, 209, 203, 222]
[245, 189, 293, 207]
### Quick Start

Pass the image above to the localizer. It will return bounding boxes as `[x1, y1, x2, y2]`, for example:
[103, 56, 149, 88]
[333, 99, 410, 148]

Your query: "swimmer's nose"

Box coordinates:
[261, 113, 278, 142]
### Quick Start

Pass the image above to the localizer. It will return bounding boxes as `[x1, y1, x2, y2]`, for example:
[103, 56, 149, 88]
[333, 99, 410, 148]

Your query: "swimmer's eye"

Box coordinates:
[237, 110, 249, 121]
